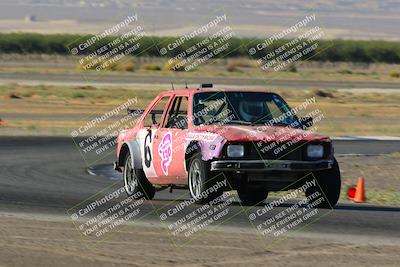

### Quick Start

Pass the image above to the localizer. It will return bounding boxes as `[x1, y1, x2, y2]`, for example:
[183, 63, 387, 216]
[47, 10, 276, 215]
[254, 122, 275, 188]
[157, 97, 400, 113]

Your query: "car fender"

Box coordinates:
[119, 139, 143, 170]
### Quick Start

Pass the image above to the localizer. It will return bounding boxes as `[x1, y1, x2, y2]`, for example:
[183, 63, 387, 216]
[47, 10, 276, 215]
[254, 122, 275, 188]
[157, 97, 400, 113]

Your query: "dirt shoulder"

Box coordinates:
[0, 214, 399, 267]
[337, 155, 400, 206]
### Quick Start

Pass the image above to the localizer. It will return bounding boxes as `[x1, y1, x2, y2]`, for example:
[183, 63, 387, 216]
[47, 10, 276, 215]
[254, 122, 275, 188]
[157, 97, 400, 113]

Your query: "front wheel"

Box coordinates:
[123, 152, 155, 200]
[188, 154, 224, 204]
[306, 158, 341, 209]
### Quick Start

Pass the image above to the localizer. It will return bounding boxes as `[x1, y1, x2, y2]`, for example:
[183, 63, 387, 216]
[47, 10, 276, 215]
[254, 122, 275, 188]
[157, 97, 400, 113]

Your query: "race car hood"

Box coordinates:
[194, 125, 330, 143]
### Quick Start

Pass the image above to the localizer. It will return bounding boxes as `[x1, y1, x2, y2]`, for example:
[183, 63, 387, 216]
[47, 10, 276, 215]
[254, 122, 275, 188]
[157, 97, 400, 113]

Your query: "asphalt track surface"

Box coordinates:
[0, 136, 399, 244]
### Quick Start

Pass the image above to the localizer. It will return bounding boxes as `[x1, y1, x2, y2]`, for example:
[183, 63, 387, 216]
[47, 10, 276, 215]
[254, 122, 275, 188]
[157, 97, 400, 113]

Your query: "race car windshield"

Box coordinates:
[192, 92, 300, 127]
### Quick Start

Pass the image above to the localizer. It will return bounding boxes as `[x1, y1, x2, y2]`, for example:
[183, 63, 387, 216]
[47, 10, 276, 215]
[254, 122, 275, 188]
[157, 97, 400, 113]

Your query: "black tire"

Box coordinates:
[306, 158, 341, 209]
[237, 186, 268, 206]
[123, 152, 155, 200]
[188, 154, 225, 204]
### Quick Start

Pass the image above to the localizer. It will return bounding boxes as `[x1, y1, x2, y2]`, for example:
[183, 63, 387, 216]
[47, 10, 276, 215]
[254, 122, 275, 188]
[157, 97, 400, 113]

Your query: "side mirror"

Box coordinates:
[127, 108, 145, 117]
[151, 113, 158, 125]
[300, 116, 313, 129]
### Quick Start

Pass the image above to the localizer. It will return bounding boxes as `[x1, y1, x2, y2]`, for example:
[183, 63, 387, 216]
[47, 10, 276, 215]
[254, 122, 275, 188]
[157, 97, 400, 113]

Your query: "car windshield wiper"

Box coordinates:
[228, 120, 252, 125]
[250, 121, 290, 126]
[271, 121, 291, 126]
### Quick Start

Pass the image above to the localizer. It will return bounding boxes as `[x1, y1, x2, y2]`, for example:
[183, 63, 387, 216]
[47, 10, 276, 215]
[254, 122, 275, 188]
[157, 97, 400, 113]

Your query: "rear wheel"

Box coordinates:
[188, 154, 224, 204]
[123, 152, 155, 200]
[306, 158, 341, 209]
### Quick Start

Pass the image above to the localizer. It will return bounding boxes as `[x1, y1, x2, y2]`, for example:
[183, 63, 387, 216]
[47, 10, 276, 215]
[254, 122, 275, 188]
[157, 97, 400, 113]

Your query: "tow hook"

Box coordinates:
[114, 161, 122, 173]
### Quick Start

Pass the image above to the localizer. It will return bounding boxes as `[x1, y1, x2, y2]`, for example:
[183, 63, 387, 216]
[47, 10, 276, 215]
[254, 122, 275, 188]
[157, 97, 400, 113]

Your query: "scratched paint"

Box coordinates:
[185, 131, 226, 161]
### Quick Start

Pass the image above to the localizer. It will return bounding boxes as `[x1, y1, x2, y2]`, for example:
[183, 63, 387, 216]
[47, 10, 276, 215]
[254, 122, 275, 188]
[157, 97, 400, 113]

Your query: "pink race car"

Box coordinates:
[115, 85, 341, 207]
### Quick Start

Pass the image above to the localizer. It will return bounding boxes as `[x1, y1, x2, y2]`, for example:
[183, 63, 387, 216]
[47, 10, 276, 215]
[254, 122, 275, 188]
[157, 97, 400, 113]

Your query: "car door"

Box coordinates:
[137, 95, 172, 181]
[151, 95, 189, 184]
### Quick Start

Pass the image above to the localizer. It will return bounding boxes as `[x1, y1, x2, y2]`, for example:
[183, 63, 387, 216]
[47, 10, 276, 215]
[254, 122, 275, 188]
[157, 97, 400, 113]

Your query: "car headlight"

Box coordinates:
[307, 144, 324, 158]
[227, 145, 244, 157]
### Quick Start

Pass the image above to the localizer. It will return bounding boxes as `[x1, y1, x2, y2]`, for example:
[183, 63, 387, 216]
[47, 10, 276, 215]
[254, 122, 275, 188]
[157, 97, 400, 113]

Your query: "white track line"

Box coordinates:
[332, 136, 400, 141]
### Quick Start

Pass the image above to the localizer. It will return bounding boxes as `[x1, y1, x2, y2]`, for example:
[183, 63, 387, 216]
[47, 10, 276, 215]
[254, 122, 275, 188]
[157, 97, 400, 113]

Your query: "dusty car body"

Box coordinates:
[115, 86, 341, 207]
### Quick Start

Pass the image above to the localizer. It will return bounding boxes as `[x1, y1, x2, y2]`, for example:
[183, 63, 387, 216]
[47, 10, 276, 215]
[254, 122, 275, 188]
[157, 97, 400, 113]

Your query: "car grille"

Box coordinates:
[248, 141, 304, 160]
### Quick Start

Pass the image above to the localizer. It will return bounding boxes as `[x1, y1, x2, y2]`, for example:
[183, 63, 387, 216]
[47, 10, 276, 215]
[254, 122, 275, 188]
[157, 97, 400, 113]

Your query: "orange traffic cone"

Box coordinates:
[347, 177, 366, 203]
[353, 177, 366, 203]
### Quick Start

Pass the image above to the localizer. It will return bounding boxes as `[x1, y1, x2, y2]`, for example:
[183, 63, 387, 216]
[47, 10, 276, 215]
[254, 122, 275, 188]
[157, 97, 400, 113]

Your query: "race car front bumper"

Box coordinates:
[210, 159, 333, 172]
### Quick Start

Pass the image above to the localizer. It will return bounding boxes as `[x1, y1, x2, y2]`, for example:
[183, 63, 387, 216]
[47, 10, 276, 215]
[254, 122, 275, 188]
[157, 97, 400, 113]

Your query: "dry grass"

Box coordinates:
[77, 57, 136, 72]
[226, 59, 253, 72]
[0, 84, 399, 136]
[142, 63, 162, 71]
[1, 55, 400, 82]
[163, 59, 186, 71]
[389, 70, 400, 78]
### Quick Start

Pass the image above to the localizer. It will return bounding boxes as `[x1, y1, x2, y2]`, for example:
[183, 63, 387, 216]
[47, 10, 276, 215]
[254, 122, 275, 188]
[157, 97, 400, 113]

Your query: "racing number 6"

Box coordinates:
[144, 130, 152, 168]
